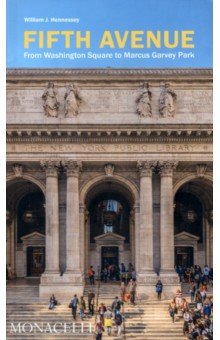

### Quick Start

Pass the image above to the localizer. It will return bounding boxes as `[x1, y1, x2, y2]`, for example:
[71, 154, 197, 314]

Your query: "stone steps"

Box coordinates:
[7, 283, 186, 340]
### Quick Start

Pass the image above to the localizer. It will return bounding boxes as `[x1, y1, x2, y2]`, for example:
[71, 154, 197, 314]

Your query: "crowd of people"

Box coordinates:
[99, 262, 136, 283]
[169, 265, 213, 339]
[175, 264, 213, 286]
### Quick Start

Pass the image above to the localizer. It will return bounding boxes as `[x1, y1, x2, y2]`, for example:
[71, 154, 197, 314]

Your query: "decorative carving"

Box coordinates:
[42, 82, 60, 117]
[104, 164, 114, 176]
[196, 164, 207, 178]
[137, 160, 157, 176]
[136, 82, 152, 117]
[62, 160, 82, 177]
[40, 160, 61, 176]
[64, 83, 82, 117]
[159, 83, 177, 117]
[13, 164, 23, 177]
[158, 161, 179, 176]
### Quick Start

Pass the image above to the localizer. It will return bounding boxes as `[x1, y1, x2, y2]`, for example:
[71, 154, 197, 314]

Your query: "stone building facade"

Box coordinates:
[6, 69, 213, 299]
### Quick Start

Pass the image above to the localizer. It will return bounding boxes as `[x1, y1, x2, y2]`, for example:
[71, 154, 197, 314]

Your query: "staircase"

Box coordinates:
[6, 281, 187, 339]
[84, 283, 185, 339]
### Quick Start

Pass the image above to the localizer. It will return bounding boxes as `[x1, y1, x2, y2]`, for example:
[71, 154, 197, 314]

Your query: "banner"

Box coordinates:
[7, 0, 212, 68]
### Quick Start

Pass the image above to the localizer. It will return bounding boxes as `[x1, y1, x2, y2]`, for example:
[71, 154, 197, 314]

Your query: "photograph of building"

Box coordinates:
[6, 68, 213, 302]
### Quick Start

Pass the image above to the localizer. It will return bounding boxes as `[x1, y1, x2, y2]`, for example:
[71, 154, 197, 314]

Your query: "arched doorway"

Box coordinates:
[83, 178, 136, 276]
[174, 178, 213, 268]
[6, 178, 46, 278]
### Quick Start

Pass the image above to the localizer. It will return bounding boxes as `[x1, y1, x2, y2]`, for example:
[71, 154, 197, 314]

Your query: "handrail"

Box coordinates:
[92, 274, 101, 339]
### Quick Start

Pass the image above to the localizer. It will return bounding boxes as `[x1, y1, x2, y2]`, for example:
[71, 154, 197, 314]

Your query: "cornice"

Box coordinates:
[6, 127, 213, 143]
[6, 68, 213, 82]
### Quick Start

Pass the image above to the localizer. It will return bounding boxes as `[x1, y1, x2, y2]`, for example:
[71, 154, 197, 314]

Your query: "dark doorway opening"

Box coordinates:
[101, 246, 119, 269]
[175, 246, 194, 268]
[27, 247, 45, 276]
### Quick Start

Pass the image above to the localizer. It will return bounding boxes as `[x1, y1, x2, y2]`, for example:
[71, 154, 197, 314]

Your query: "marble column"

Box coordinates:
[134, 204, 140, 273]
[159, 161, 178, 273]
[129, 209, 135, 265]
[65, 161, 82, 274]
[41, 160, 60, 274]
[137, 161, 156, 273]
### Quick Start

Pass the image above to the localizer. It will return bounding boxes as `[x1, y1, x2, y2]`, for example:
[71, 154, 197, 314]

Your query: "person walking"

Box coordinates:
[95, 317, 105, 340]
[79, 296, 86, 320]
[112, 297, 124, 317]
[98, 303, 107, 324]
[169, 299, 177, 323]
[115, 310, 124, 337]
[104, 307, 113, 336]
[71, 294, 79, 320]
[175, 289, 182, 309]
[155, 280, 163, 301]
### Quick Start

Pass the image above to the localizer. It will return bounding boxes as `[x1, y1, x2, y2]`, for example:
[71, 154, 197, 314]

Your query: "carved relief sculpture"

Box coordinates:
[64, 84, 82, 117]
[159, 82, 177, 117]
[104, 164, 114, 176]
[136, 82, 152, 117]
[42, 82, 60, 117]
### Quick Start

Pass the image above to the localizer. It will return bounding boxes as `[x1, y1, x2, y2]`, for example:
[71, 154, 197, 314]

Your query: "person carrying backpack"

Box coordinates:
[155, 280, 163, 301]
[115, 310, 124, 336]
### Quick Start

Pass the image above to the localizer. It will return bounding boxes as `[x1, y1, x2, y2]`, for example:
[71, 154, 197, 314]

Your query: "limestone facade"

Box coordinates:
[6, 69, 213, 299]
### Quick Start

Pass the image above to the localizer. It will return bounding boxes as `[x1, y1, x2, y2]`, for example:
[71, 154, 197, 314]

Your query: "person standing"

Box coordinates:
[88, 290, 95, 315]
[129, 279, 137, 305]
[120, 282, 126, 302]
[155, 280, 163, 301]
[71, 294, 79, 320]
[189, 281, 196, 302]
[88, 266, 95, 285]
[104, 307, 113, 336]
[79, 296, 86, 320]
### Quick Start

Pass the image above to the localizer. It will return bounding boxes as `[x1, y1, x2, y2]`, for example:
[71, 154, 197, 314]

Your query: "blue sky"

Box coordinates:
[7, 0, 212, 68]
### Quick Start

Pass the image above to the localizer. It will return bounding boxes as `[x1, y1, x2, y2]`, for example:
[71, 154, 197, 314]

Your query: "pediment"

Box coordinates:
[94, 232, 125, 242]
[21, 231, 45, 242]
[174, 232, 200, 241]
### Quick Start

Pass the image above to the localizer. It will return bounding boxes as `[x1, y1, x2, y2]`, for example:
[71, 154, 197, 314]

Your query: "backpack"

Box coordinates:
[115, 313, 122, 325]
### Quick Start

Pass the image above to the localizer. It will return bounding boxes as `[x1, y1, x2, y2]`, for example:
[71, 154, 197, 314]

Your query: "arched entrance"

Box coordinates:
[6, 178, 46, 278]
[81, 176, 138, 276]
[174, 178, 213, 268]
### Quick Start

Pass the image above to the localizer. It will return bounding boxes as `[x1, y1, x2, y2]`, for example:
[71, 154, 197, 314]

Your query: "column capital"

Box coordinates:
[40, 160, 60, 177]
[133, 204, 140, 213]
[63, 160, 82, 177]
[137, 160, 157, 177]
[158, 161, 178, 176]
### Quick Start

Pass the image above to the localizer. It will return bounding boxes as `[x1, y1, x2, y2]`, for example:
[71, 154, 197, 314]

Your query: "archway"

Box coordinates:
[174, 178, 213, 269]
[6, 178, 46, 278]
[81, 176, 138, 278]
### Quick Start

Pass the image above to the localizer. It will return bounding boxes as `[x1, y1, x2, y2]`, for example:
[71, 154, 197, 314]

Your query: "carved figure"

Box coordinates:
[136, 83, 152, 117]
[159, 83, 177, 117]
[64, 84, 82, 117]
[42, 82, 60, 117]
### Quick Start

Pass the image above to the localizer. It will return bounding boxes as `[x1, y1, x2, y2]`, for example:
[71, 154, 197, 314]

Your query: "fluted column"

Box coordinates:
[137, 161, 156, 273]
[159, 161, 178, 272]
[41, 160, 60, 273]
[134, 204, 140, 272]
[65, 161, 81, 274]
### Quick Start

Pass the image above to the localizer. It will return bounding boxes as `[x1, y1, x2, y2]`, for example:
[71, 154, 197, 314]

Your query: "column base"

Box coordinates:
[137, 271, 180, 300]
[39, 272, 84, 300]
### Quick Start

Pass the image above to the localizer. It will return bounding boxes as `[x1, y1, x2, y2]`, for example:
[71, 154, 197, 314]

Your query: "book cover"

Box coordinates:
[6, 0, 213, 339]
